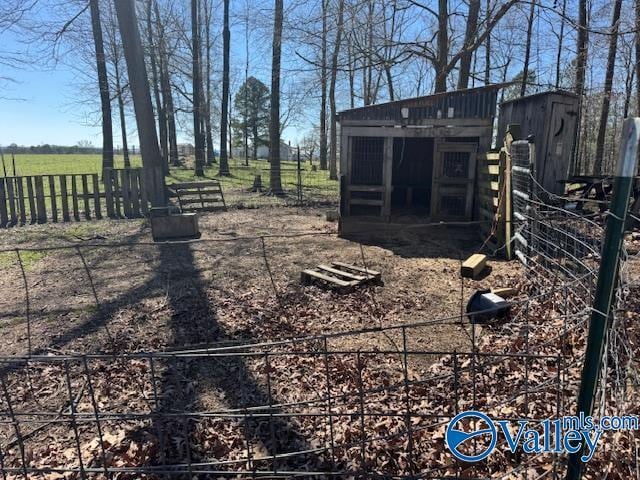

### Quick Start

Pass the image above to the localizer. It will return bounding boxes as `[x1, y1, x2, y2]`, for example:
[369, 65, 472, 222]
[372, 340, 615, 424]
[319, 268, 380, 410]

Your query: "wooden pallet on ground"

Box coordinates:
[301, 261, 382, 292]
[169, 181, 227, 213]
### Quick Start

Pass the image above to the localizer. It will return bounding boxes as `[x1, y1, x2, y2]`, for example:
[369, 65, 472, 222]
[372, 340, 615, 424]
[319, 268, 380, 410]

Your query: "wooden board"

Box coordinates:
[0, 180, 7, 227]
[81, 174, 91, 220]
[92, 174, 102, 219]
[71, 175, 80, 221]
[461, 254, 487, 279]
[25, 177, 36, 224]
[60, 175, 70, 222]
[104, 170, 115, 218]
[301, 261, 382, 292]
[171, 180, 227, 213]
[15, 177, 26, 225]
[5, 178, 17, 225]
[49, 176, 57, 223]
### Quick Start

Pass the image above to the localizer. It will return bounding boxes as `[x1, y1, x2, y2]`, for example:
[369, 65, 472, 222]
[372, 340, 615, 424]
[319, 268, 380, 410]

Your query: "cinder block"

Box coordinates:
[151, 213, 200, 241]
[326, 209, 339, 222]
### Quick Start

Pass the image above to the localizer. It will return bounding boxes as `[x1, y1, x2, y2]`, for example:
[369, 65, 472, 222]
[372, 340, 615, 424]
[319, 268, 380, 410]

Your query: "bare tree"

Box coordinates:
[575, 0, 588, 98]
[458, 0, 481, 89]
[89, 0, 114, 172]
[329, 0, 345, 181]
[192, 0, 205, 176]
[146, 0, 168, 174]
[219, 0, 231, 176]
[114, 0, 165, 206]
[152, 0, 178, 167]
[105, 1, 130, 168]
[410, 0, 518, 93]
[636, 0, 640, 115]
[203, 0, 215, 166]
[319, 0, 328, 171]
[520, 0, 536, 97]
[593, 0, 622, 174]
[269, 0, 284, 194]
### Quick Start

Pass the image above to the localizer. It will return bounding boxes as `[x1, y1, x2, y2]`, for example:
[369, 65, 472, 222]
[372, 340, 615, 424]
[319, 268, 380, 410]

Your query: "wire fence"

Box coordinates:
[0, 144, 636, 478]
[169, 159, 340, 209]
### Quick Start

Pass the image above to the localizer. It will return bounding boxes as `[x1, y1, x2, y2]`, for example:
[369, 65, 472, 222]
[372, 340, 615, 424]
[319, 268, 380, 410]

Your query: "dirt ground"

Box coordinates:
[1, 208, 640, 478]
[0, 207, 524, 358]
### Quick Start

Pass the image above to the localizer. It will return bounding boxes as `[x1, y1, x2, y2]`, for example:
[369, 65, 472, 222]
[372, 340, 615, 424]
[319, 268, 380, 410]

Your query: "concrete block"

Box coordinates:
[326, 209, 339, 222]
[151, 213, 200, 241]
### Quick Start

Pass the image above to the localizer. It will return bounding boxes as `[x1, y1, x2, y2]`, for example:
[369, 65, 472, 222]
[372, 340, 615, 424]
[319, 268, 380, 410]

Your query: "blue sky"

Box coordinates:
[0, 32, 100, 146]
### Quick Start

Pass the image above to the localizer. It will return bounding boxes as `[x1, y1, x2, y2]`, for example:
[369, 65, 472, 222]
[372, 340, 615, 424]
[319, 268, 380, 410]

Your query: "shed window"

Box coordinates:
[351, 137, 384, 185]
[442, 151, 470, 178]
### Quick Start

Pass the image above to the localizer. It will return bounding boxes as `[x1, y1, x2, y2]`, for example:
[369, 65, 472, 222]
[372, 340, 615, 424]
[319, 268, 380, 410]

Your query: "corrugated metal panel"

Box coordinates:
[339, 86, 501, 122]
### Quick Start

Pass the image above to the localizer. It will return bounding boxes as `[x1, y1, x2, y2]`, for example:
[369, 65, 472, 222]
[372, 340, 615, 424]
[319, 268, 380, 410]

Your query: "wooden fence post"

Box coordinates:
[0, 179, 7, 227]
[60, 175, 70, 222]
[15, 177, 26, 225]
[49, 176, 58, 223]
[92, 174, 102, 219]
[25, 177, 36, 223]
[34, 176, 47, 223]
[104, 168, 115, 218]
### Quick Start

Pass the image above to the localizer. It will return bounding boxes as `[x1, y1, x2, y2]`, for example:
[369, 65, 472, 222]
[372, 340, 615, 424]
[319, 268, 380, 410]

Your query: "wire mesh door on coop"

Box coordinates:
[431, 142, 477, 220]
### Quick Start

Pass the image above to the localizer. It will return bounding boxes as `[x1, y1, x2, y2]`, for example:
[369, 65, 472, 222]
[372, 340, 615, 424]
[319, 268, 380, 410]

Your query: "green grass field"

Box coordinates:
[2, 154, 142, 177]
[1, 154, 338, 211]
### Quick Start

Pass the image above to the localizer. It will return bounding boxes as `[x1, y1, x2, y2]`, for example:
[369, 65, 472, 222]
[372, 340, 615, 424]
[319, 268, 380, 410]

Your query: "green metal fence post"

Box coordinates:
[566, 117, 640, 479]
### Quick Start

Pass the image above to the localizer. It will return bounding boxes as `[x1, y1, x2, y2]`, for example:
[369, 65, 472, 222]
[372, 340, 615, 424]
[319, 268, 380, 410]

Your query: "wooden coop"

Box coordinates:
[338, 85, 501, 232]
[497, 91, 579, 196]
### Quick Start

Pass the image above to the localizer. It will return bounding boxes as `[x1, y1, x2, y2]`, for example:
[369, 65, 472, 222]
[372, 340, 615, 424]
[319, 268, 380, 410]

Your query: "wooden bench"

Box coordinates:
[169, 181, 227, 213]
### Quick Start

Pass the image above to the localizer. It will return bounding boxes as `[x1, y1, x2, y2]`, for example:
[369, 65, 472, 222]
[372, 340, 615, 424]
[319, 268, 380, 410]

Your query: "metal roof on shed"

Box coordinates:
[338, 84, 506, 123]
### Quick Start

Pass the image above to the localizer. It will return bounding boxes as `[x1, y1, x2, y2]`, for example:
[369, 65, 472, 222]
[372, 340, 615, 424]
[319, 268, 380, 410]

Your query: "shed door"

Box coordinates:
[541, 101, 577, 189]
[431, 142, 477, 220]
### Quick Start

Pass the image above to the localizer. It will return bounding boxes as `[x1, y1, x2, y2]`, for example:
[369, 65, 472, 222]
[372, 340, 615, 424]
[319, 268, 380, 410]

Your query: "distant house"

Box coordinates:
[177, 143, 194, 156]
[231, 142, 294, 161]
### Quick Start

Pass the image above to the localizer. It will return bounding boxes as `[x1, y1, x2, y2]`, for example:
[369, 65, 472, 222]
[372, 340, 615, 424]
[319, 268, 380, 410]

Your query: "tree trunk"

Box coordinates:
[575, 0, 588, 97]
[89, 0, 114, 173]
[434, 0, 449, 93]
[457, 0, 481, 90]
[623, 52, 635, 118]
[328, 0, 345, 181]
[319, 0, 328, 171]
[636, 0, 640, 115]
[153, 0, 179, 167]
[269, 0, 284, 193]
[484, 0, 491, 84]
[146, 0, 168, 174]
[520, 0, 536, 97]
[593, 0, 622, 174]
[204, 0, 215, 166]
[555, 0, 566, 88]
[114, 0, 165, 207]
[385, 65, 395, 101]
[252, 123, 259, 160]
[192, 0, 205, 176]
[113, 54, 130, 168]
[219, 0, 231, 176]
[347, 38, 356, 108]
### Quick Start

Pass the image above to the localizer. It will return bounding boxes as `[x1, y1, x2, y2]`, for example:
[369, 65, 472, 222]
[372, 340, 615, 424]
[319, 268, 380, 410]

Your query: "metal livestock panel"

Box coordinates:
[511, 140, 534, 266]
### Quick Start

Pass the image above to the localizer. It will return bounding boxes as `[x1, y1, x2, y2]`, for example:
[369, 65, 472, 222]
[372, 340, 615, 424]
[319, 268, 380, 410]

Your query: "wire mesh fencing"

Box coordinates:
[0, 166, 636, 478]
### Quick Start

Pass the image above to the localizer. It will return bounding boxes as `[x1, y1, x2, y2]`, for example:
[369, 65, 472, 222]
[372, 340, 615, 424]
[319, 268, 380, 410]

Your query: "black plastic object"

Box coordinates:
[466, 289, 510, 324]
